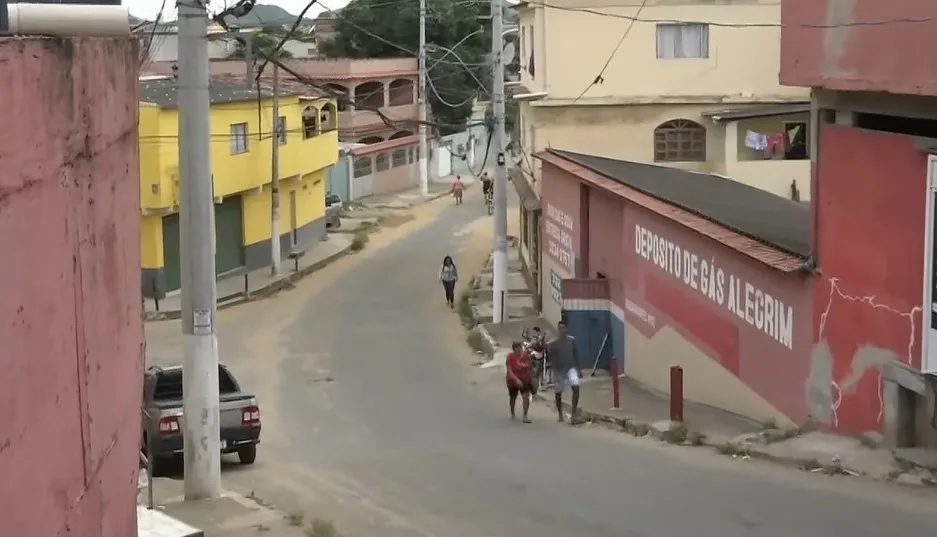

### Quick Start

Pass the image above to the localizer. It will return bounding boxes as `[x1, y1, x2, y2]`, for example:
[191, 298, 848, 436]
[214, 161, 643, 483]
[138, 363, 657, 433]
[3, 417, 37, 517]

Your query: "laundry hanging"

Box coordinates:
[745, 130, 767, 151]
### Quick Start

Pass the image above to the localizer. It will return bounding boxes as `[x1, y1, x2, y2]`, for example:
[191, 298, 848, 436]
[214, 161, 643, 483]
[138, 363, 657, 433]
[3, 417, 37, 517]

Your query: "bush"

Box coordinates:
[349, 230, 369, 252]
[458, 292, 475, 327]
[466, 329, 485, 353]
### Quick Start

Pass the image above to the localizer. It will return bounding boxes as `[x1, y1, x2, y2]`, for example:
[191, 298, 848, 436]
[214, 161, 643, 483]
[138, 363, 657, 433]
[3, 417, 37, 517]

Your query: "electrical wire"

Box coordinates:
[573, 0, 647, 102]
[523, 0, 937, 29]
[427, 76, 477, 108]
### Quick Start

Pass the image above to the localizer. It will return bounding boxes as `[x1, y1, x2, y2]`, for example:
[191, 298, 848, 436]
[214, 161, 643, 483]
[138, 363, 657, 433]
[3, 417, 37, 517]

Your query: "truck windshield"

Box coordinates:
[152, 366, 239, 401]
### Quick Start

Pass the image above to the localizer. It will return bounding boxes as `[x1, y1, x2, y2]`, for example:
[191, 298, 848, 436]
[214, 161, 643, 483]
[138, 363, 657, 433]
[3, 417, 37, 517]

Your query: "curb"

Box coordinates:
[144, 243, 352, 322]
[363, 184, 470, 210]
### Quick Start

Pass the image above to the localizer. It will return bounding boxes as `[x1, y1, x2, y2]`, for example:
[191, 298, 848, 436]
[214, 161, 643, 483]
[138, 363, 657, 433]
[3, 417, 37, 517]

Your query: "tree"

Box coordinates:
[227, 29, 296, 60]
[319, 0, 491, 135]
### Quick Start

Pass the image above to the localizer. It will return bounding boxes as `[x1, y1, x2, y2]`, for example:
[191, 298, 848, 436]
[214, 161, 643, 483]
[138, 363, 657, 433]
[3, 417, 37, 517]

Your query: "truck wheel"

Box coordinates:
[238, 445, 257, 465]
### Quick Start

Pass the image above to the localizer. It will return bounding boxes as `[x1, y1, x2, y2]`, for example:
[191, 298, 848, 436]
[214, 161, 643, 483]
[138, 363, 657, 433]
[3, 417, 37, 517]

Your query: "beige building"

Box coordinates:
[511, 0, 810, 296]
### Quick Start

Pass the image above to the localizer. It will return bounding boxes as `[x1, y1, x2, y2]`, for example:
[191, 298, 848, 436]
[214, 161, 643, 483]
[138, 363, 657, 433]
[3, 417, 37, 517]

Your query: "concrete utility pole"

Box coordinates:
[491, 0, 508, 323]
[270, 62, 281, 274]
[417, 0, 429, 196]
[177, 0, 222, 500]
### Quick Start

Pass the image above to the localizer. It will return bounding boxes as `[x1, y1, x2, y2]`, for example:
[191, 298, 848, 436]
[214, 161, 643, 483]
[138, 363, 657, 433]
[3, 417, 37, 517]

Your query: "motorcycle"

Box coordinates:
[521, 327, 547, 388]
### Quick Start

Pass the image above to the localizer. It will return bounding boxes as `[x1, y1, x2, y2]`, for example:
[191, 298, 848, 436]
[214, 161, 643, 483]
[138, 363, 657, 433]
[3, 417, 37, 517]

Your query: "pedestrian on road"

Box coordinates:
[546, 320, 582, 423]
[506, 341, 534, 423]
[439, 256, 459, 308]
[451, 176, 464, 205]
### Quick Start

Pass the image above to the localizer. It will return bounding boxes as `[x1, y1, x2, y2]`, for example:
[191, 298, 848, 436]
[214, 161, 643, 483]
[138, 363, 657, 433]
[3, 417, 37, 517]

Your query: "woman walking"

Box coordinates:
[439, 256, 459, 308]
[506, 341, 534, 422]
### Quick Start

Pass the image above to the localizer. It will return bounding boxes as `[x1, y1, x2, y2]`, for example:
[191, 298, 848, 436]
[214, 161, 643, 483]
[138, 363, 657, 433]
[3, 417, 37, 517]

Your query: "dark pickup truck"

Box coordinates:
[142, 364, 262, 466]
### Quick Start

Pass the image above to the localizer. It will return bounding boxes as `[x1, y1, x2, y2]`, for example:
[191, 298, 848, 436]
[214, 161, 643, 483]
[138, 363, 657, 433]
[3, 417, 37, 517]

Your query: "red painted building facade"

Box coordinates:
[782, 0, 937, 447]
[538, 150, 814, 425]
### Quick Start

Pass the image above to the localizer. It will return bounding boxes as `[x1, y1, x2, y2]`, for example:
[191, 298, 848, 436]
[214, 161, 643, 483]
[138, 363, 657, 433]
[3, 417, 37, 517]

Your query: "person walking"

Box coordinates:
[506, 341, 534, 423]
[546, 320, 582, 423]
[439, 256, 459, 308]
[451, 176, 464, 205]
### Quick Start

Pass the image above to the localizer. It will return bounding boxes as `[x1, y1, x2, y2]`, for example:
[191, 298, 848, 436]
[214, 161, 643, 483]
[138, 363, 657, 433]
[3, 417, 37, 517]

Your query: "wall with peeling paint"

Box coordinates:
[0, 38, 143, 536]
[780, 0, 937, 96]
[811, 123, 934, 443]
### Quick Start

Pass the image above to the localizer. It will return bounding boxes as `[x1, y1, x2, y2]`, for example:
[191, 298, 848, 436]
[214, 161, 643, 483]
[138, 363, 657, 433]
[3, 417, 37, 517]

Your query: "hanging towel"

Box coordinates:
[766, 133, 785, 154]
[745, 130, 767, 151]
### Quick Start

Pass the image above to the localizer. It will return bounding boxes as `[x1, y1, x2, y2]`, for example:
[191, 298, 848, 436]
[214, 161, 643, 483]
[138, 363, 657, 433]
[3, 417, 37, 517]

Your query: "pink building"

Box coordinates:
[0, 37, 144, 536]
[781, 0, 937, 447]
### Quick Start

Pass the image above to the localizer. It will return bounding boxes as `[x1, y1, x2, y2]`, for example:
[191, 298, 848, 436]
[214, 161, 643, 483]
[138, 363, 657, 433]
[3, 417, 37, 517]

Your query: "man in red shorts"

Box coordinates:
[506, 341, 534, 423]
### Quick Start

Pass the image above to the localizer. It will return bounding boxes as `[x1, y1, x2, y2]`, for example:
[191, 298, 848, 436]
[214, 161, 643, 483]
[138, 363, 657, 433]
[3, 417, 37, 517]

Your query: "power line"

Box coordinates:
[523, 0, 937, 29]
[573, 0, 647, 102]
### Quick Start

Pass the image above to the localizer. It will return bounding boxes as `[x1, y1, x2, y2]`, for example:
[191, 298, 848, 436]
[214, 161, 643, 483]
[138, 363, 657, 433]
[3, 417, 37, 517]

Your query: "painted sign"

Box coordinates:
[550, 270, 563, 303]
[545, 203, 575, 274]
[634, 224, 794, 349]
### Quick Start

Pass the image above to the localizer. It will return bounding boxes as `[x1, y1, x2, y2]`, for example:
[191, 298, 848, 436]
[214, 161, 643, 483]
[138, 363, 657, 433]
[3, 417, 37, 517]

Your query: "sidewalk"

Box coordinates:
[144, 234, 352, 321]
[140, 478, 317, 537]
[476, 320, 937, 486]
[352, 175, 477, 210]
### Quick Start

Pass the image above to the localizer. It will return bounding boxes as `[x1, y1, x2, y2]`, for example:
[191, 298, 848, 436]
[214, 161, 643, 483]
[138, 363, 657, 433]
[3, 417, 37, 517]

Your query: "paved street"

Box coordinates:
[146, 189, 937, 537]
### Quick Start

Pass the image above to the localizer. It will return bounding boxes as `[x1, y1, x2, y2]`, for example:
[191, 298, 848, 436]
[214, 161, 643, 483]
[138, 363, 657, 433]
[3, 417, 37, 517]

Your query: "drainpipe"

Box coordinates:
[0, 3, 130, 36]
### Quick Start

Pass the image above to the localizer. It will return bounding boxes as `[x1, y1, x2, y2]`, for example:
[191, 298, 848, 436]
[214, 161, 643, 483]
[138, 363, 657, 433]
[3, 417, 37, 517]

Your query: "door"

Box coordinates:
[925, 155, 937, 373]
[213, 196, 245, 276]
[161, 213, 181, 293]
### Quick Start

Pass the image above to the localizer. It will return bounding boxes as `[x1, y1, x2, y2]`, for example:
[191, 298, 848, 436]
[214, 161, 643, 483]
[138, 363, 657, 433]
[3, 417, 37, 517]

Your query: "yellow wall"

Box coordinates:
[520, 0, 808, 104]
[139, 103, 164, 209]
[241, 171, 326, 248]
[140, 214, 163, 270]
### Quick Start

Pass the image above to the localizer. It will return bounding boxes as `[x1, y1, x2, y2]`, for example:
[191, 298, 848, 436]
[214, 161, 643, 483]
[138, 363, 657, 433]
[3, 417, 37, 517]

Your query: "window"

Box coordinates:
[376, 152, 390, 171]
[230, 122, 249, 154]
[392, 149, 407, 167]
[783, 121, 808, 160]
[656, 23, 709, 59]
[353, 156, 372, 178]
[653, 119, 706, 162]
[276, 116, 287, 145]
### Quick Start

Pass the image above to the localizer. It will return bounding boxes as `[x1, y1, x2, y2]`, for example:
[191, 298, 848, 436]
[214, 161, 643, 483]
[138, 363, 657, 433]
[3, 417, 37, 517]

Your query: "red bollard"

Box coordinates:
[610, 357, 620, 409]
[670, 366, 684, 423]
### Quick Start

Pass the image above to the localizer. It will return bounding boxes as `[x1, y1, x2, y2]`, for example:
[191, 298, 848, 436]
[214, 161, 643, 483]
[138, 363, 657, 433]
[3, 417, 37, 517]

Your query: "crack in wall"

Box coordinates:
[808, 277, 922, 428]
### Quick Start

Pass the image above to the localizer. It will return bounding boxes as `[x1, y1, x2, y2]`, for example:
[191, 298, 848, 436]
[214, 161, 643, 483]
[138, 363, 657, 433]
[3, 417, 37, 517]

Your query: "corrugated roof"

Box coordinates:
[139, 78, 303, 108]
[702, 103, 810, 122]
[538, 150, 811, 271]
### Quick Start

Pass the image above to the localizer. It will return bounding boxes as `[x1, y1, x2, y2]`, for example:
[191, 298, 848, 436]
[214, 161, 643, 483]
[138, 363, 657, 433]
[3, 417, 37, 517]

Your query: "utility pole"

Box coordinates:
[417, 0, 429, 196]
[177, 0, 221, 500]
[270, 62, 281, 274]
[491, 0, 508, 323]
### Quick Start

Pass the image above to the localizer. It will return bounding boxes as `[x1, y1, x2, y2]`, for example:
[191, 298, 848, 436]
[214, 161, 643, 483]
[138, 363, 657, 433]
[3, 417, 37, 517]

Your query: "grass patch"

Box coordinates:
[759, 417, 778, 430]
[660, 423, 689, 444]
[714, 441, 750, 457]
[466, 329, 485, 353]
[305, 518, 337, 537]
[685, 430, 706, 446]
[349, 230, 369, 252]
[458, 292, 476, 327]
[286, 512, 305, 527]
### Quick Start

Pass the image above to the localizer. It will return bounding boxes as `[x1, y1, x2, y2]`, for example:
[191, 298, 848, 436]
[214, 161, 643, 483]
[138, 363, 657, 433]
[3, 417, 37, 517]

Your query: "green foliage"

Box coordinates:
[227, 29, 296, 60]
[320, 0, 491, 135]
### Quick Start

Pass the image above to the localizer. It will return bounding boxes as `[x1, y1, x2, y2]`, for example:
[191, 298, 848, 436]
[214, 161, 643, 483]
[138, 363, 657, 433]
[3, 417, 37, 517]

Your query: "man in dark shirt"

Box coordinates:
[546, 320, 582, 422]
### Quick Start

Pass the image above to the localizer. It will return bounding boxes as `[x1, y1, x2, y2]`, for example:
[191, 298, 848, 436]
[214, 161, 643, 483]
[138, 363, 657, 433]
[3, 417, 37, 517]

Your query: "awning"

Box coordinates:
[510, 168, 541, 211]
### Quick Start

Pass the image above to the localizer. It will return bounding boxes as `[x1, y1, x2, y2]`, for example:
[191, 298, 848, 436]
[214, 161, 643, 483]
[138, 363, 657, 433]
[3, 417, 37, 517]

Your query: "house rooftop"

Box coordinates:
[139, 78, 304, 108]
[547, 149, 811, 258]
[702, 102, 810, 122]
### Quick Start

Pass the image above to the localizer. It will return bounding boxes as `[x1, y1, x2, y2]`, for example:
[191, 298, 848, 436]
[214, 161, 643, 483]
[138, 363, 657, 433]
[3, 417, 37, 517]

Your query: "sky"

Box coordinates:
[126, 0, 351, 22]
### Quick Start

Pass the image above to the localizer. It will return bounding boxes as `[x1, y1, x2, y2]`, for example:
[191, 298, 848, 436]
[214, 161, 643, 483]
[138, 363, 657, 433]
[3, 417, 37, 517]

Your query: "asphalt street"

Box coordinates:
[146, 190, 937, 537]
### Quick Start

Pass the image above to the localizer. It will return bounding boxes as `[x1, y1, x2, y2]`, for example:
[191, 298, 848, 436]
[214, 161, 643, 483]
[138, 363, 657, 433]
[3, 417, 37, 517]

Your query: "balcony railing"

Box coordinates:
[339, 103, 419, 133]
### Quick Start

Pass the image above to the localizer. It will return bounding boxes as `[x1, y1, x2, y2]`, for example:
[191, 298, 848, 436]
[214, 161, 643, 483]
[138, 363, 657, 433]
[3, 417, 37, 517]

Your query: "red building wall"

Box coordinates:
[0, 37, 143, 536]
[624, 207, 813, 423]
[812, 124, 927, 433]
[541, 163, 582, 277]
[780, 0, 937, 95]
[587, 188, 624, 306]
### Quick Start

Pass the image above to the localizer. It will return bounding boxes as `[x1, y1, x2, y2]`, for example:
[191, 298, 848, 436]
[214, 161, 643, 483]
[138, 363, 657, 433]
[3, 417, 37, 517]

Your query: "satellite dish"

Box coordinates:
[502, 42, 516, 65]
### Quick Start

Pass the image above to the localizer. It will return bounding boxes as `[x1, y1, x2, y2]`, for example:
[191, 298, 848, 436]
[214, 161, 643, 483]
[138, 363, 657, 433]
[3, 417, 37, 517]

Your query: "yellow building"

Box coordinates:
[139, 76, 339, 297]
[510, 0, 810, 298]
